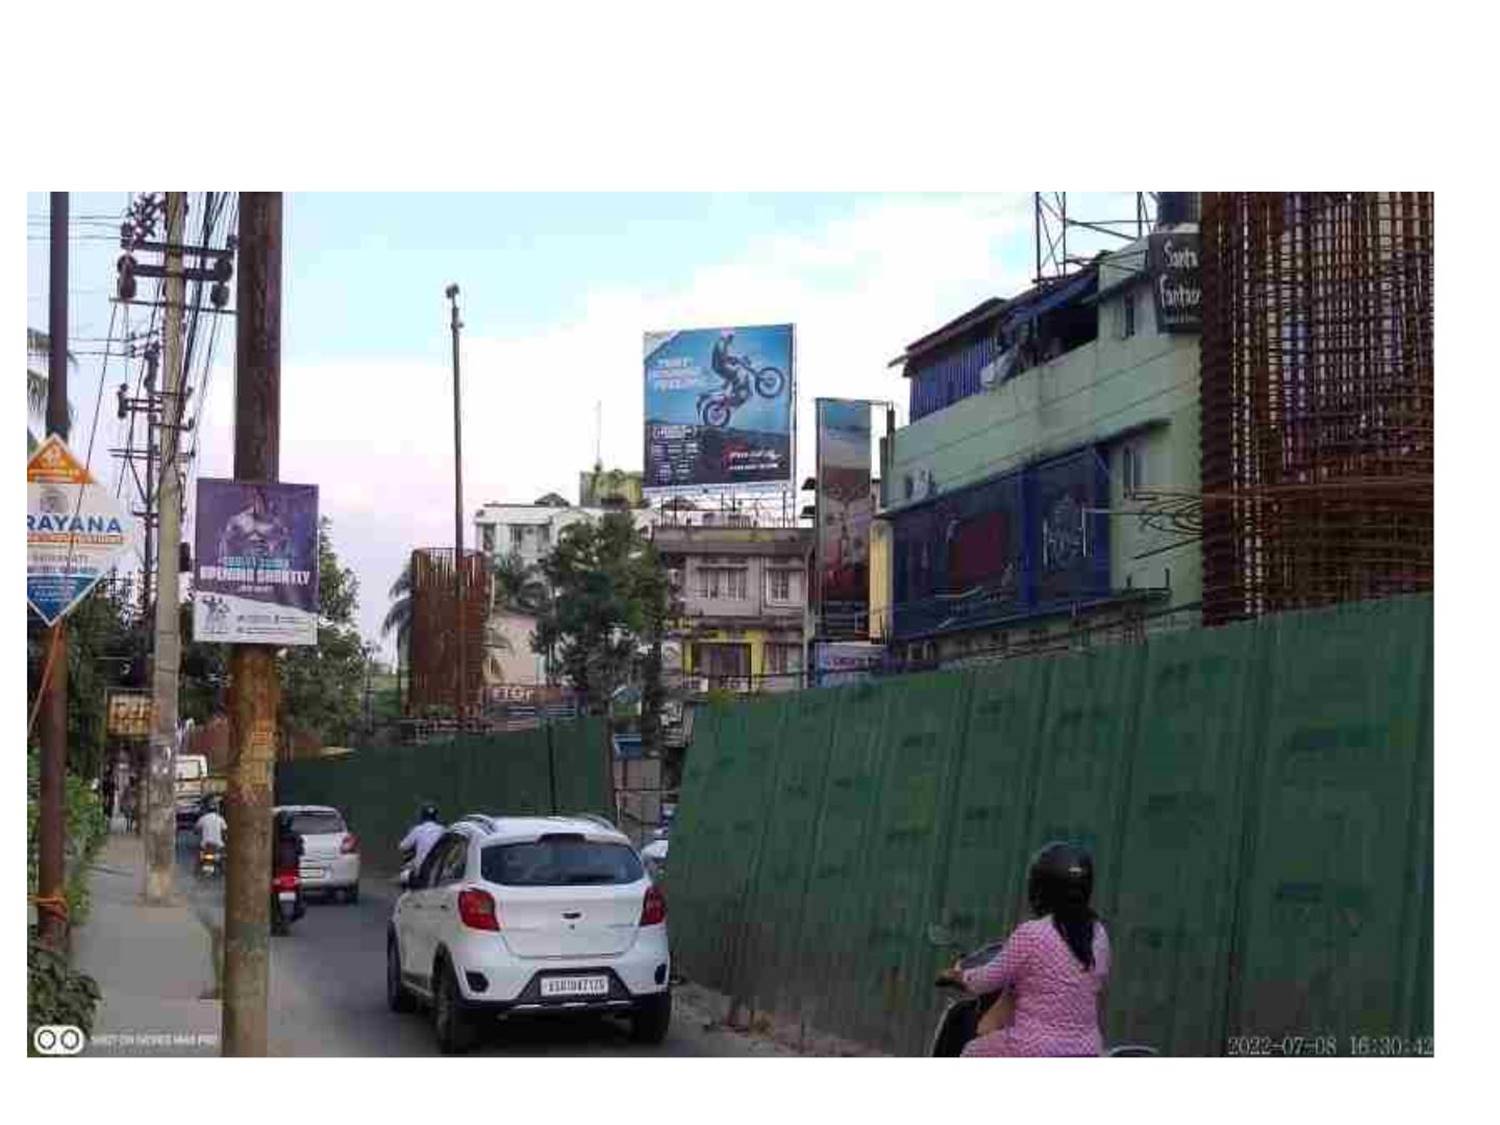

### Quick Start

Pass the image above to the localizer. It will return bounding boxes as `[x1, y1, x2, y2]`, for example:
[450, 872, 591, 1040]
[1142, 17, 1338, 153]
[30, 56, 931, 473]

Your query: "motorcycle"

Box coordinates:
[696, 358, 786, 429]
[926, 925, 1157, 1057]
[196, 841, 223, 880]
[271, 869, 305, 935]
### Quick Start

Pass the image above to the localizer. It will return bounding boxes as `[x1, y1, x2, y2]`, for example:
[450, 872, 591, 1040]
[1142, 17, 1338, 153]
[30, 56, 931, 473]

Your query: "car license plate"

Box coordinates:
[540, 975, 609, 998]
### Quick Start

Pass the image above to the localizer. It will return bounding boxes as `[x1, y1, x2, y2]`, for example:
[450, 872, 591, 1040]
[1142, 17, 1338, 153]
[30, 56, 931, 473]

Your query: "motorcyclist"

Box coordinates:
[195, 798, 228, 858]
[939, 842, 1110, 1057]
[271, 810, 306, 932]
[399, 804, 445, 876]
[710, 330, 743, 397]
[274, 810, 303, 869]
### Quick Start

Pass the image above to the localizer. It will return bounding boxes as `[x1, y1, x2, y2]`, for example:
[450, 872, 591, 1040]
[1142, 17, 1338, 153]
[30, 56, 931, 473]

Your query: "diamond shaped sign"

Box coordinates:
[27, 435, 135, 625]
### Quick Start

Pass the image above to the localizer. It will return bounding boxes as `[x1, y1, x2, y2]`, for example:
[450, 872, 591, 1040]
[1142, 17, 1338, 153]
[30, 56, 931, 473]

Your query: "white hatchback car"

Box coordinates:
[386, 814, 671, 1053]
[275, 805, 361, 902]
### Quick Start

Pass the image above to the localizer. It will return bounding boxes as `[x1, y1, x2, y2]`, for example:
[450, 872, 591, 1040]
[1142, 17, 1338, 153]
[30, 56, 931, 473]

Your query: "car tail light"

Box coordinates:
[271, 872, 299, 893]
[341, 833, 359, 854]
[640, 884, 667, 926]
[457, 888, 500, 932]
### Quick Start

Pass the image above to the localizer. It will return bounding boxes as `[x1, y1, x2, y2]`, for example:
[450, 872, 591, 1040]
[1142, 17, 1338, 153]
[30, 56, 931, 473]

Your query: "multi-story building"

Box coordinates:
[652, 523, 813, 695]
[875, 214, 1203, 664]
[579, 466, 646, 510]
[473, 492, 658, 686]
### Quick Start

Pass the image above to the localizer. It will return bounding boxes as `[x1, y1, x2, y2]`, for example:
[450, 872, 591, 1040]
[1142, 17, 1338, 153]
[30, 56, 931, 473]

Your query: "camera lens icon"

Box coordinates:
[33, 1024, 85, 1055]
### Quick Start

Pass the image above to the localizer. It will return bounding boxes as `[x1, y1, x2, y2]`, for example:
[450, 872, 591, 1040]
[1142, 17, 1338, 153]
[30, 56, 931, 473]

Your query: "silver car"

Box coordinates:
[276, 805, 361, 903]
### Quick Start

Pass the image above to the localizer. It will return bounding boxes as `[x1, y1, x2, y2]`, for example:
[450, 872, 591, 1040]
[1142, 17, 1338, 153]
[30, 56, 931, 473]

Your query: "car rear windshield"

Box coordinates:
[480, 839, 644, 886]
[288, 811, 346, 836]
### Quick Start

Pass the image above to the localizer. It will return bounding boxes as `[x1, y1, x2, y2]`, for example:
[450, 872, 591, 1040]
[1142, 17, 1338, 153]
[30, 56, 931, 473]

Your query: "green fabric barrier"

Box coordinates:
[670, 594, 1433, 1055]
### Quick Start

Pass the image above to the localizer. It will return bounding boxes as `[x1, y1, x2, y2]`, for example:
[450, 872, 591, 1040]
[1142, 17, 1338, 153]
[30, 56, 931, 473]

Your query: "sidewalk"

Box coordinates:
[72, 829, 222, 1057]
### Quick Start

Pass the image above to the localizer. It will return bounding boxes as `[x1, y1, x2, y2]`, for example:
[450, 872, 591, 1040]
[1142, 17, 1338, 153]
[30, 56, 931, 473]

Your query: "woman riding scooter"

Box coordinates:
[939, 841, 1110, 1057]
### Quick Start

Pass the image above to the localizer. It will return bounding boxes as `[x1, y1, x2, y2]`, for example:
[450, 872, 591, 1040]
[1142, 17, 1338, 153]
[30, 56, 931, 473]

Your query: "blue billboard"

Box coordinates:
[643, 324, 794, 492]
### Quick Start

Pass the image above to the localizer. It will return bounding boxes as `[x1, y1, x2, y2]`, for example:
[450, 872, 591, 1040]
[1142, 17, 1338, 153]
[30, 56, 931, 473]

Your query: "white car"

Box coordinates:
[386, 814, 672, 1054]
[275, 805, 361, 903]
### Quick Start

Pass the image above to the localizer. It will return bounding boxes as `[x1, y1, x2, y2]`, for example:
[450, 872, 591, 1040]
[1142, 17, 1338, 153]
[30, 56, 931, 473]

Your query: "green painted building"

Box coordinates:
[876, 228, 1202, 663]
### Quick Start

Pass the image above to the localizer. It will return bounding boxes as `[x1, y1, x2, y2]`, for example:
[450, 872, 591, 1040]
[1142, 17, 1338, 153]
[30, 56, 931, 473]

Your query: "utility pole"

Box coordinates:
[144, 192, 187, 905]
[222, 192, 282, 1057]
[36, 191, 70, 949]
[446, 284, 466, 726]
[140, 345, 158, 618]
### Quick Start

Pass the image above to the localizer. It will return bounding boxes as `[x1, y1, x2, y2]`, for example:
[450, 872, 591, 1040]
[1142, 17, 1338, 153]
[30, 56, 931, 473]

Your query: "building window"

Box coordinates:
[481, 525, 495, 553]
[768, 569, 791, 602]
[538, 525, 551, 550]
[698, 567, 748, 601]
[510, 526, 525, 551]
[766, 643, 802, 677]
[1122, 443, 1148, 497]
[696, 642, 750, 685]
[1122, 291, 1136, 339]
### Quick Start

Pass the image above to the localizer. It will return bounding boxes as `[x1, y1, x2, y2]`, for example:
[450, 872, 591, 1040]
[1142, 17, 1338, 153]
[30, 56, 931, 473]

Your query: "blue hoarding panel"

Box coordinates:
[644, 324, 793, 492]
[889, 444, 1111, 640]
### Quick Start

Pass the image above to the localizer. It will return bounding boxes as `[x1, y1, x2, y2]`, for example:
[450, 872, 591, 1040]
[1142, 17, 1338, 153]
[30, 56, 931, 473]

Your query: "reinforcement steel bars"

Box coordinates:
[1200, 193, 1433, 625]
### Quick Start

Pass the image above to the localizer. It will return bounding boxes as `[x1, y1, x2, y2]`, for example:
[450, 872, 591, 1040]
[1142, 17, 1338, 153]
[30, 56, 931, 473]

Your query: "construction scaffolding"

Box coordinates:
[407, 547, 491, 718]
[1199, 193, 1433, 625]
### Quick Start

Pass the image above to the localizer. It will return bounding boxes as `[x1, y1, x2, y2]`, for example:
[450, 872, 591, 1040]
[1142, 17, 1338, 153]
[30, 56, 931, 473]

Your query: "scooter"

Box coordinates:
[926, 925, 1157, 1057]
[196, 841, 223, 880]
[271, 869, 305, 935]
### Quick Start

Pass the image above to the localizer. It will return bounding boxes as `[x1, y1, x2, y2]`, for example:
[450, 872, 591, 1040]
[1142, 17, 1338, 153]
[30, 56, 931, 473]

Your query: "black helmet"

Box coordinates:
[420, 804, 439, 823]
[1027, 841, 1094, 917]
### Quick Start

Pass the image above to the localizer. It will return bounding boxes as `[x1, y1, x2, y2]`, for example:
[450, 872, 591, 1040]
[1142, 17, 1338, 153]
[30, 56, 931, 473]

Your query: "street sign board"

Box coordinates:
[106, 691, 155, 739]
[193, 478, 320, 646]
[27, 435, 134, 625]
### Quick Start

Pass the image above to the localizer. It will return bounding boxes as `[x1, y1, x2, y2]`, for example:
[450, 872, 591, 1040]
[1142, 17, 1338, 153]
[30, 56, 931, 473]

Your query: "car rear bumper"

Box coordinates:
[298, 854, 360, 889]
[455, 969, 668, 1019]
[446, 924, 671, 1006]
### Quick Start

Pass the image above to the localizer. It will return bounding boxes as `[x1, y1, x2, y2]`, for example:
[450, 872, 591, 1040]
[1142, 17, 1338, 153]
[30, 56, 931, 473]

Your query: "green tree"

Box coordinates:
[532, 513, 668, 718]
[27, 580, 135, 783]
[279, 518, 367, 748]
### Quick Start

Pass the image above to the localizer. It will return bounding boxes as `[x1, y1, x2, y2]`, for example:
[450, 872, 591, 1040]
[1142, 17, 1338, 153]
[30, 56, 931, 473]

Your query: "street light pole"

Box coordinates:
[446, 284, 466, 726]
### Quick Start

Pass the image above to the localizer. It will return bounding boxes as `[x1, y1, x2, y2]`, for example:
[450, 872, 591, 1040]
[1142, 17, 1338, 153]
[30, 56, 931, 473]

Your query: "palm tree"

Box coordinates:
[27, 328, 73, 453]
[384, 555, 518, 699]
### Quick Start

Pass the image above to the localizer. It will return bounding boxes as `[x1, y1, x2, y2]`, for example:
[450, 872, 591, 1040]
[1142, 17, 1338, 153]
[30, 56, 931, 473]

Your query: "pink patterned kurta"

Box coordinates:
[959, 916, 1110, 1057]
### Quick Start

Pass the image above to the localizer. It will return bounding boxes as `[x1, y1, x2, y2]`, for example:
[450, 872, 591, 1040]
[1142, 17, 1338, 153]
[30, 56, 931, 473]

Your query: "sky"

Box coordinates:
[27, 191, 1139, 659]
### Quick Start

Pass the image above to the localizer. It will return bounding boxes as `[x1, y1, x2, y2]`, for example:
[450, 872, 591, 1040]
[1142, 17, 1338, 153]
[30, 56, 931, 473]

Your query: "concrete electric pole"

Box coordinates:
[221, 192, 283, 1057]
[144, 192, 187, 905]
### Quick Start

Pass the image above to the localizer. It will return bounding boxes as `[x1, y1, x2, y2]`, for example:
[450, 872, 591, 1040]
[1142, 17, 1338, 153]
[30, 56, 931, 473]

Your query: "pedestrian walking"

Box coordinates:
[101, 769, 116, 827]
[123, 782, 139, 834]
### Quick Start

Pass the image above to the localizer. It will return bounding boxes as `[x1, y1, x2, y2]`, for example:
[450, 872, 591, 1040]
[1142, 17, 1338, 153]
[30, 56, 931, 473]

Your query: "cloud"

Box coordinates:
[193, 193, 1040, 658]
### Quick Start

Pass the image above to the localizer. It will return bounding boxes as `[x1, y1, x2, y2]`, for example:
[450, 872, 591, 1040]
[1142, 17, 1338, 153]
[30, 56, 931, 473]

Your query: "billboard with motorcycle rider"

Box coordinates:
[643, 324, 793, 493]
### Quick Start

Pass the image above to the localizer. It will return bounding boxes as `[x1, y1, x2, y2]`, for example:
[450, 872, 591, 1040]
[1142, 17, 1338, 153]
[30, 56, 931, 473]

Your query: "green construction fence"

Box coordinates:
[274, 716, 613, 875]
[669, 594, 1434, 1056]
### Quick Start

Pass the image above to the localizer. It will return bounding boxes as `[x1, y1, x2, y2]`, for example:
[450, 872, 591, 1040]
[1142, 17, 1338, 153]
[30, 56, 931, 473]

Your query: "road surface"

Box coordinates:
[175, 837, 789, 1057]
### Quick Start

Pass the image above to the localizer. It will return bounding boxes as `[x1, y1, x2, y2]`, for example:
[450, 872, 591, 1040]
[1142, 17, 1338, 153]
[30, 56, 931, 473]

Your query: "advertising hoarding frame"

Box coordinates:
[814, 398, 874, 640]
[192, 477, 320, 647]
[642, 323, 796, 500]
[27, 435, 135, 626]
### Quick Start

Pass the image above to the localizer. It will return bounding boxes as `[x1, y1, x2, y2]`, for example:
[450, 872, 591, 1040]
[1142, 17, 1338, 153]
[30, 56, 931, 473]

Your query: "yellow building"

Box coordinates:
[652, 522, 813, 695]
